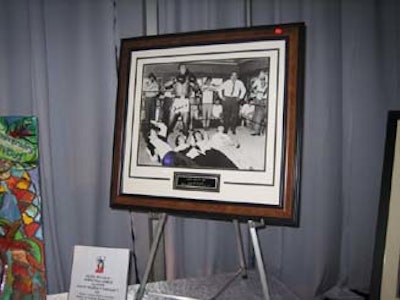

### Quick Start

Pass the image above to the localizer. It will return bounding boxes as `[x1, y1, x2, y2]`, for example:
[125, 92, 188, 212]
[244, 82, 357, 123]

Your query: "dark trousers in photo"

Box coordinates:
[222, 96, 240, 134]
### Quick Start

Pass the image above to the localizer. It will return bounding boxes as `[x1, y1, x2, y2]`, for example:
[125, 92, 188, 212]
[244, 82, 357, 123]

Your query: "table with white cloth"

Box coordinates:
[47, 269, 299, 300]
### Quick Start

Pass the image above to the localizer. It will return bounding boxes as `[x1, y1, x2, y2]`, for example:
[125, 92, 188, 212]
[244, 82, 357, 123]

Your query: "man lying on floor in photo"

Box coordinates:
[147, 120, 238, 169]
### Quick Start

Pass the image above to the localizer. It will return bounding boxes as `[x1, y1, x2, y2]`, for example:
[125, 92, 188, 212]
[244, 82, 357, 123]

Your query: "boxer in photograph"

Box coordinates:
[218, 71, 246, 135]
[164, 63, 199, 135]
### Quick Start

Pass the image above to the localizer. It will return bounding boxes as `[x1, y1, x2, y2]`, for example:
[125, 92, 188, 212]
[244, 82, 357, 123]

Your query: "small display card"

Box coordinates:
[68, 245, 130, 300]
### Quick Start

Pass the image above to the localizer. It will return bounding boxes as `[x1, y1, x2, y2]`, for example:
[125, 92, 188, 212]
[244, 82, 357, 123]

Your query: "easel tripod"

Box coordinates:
[134, 213, 271, 300]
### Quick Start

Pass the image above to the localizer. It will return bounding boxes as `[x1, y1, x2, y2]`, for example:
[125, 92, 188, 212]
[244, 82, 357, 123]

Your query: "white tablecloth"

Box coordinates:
[47, 270, 299, 300]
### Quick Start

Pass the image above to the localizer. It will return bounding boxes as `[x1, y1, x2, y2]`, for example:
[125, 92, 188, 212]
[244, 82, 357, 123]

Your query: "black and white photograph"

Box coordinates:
[136, 57, 271, 172]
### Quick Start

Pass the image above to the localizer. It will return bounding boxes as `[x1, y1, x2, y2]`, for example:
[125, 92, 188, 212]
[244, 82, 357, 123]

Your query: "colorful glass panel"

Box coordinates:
[0, 116, 46, 298]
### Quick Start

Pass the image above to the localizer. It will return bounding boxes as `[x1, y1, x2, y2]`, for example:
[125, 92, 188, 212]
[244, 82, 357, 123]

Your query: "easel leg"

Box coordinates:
[233, 219, 248, 278]
[249, 220, 271, 300]
[135, 213, 168, 300]
[148, 212, 166, 281]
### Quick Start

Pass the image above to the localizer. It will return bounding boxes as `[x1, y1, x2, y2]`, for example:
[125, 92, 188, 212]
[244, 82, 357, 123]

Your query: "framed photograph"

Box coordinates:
[371, 111, 400, 299]
[110, 23, 305, 225]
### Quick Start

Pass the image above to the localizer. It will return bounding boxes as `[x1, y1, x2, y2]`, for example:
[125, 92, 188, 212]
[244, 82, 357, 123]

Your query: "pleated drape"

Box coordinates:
[1, 0, 399, 298]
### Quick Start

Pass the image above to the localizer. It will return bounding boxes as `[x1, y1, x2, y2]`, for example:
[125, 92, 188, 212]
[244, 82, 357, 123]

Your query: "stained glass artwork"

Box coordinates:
[0, 116, 46, 298]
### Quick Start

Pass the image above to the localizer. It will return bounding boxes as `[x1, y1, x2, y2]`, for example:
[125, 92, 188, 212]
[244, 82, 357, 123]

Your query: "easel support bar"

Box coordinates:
[249, 220, 270, 300]
[135, 212, 168, 300]
[233, 219, 248, 278]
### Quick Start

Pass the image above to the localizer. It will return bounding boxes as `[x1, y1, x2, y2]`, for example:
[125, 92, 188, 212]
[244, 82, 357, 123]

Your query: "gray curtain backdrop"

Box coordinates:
[1, 0, 399, 299]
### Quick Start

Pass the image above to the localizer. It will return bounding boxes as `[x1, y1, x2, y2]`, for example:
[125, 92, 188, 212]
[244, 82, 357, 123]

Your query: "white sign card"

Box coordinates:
[68, 245, 130, 300]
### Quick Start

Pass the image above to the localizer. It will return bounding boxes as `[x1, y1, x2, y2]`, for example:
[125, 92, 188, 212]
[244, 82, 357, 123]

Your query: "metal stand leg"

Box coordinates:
[233, 219, 248, 279]
[148, 212, 166, 281]
[135, 213, 168, 300]
[249, 220, 270, 300]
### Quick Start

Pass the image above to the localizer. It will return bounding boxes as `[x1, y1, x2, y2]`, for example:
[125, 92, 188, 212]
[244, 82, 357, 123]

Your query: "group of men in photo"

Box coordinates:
[140, 63, 269, 169]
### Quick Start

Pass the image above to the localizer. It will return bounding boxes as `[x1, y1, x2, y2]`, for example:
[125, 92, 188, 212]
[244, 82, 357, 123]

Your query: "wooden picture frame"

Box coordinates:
[110, 23, 305, 225]
[371, 111, 400, 299]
